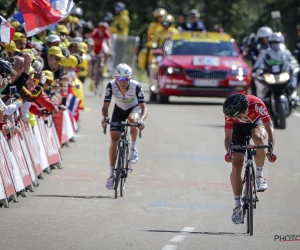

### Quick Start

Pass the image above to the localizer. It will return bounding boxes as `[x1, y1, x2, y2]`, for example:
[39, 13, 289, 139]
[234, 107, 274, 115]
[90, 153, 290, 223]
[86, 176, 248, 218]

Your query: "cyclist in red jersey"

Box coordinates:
[91, 22, 112, 77]
[223, 94, 276, 224]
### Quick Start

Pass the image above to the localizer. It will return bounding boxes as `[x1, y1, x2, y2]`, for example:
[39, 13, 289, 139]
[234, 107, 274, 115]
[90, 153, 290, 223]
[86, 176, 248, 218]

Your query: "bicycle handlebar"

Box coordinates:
[103, 121, 142, 138]
[229, 142, 274, 159]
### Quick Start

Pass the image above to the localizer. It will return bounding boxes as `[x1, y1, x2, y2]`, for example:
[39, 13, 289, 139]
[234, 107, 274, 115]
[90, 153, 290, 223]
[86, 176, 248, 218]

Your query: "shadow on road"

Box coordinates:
[34, 195, 112, 199]
[146, 101, 224, 106]
[145, 229, 247, 236]
[195, 124, 224, 128]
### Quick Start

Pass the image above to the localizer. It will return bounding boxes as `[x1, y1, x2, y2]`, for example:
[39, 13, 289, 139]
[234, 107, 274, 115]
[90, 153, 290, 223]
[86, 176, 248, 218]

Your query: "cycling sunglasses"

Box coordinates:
[117, 77, 130, 82]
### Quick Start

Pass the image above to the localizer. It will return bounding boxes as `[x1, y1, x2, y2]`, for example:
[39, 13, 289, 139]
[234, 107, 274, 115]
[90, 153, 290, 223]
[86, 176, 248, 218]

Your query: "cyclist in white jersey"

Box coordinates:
[102, 63, 148, 190]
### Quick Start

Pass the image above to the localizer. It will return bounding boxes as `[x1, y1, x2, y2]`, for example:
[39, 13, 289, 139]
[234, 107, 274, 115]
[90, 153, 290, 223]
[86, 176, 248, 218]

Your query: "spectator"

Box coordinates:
[46, 34, 61, 48]
[2, 41, 20, 58]
[109, 2, 130, 36]
[45, 46, 66, 79]
[189, 9, 206, 31]
[32, 30, 47, 44]
[56, 25, 70, 48]
[12, 32, 27, 51]
[177, 11, 191, 32]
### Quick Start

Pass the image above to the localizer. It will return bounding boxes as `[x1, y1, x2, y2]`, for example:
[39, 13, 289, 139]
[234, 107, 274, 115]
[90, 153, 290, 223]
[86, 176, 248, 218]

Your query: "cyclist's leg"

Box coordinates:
[251, 120, 267, 167]
[251, 120, 268, 191]
[127, 105, 141, 164]
[231, 124, 248, 198]
[231, 124, 249, 223]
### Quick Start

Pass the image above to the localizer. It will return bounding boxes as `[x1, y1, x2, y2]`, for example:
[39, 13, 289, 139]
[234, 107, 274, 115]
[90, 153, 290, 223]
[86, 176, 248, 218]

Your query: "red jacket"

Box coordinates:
[92, 28, 111, 54]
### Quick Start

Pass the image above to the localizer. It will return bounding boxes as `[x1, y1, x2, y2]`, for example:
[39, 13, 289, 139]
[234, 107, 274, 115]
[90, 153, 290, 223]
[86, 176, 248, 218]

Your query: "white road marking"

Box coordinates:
[162, 245, 178, 250]
[292, 113, 300, 117]
[181, 227, 195, 233]
[170, 235, 186, 242]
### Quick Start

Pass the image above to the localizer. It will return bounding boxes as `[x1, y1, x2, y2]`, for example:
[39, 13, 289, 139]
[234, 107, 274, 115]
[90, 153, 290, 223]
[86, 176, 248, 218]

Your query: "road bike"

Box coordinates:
[104, 120, 141, 199]
[229, 137, 273, 236]
[93, 54, 104, 96]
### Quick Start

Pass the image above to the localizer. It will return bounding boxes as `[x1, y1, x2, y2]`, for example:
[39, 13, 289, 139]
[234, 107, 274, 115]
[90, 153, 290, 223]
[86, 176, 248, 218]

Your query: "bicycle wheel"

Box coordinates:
[114, 145, 123, 199]
[246, 167, 254, 235]
[93, 60, 103, 96]
[120, 145, 129, 197]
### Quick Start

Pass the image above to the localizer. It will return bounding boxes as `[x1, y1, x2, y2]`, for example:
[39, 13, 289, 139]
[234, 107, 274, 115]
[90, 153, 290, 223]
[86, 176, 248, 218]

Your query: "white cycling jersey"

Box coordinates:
[104, 79, 145, 110]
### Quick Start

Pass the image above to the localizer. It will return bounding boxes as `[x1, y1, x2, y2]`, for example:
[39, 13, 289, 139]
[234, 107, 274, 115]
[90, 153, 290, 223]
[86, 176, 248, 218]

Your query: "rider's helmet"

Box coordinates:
[153, 8, 167, 18]
[268, 32, 285, 51]
[0, 60, 13, 76]
[114, 63, 132, 78]
[256, 26, 273, 38]
[115, 2, 126, 11]
[98, 22, 109, 30]
[71, 6, 83, 17]
[162, 14, 174, 27]
[268, 32, 285, 43]
[223, 94, 249, 117]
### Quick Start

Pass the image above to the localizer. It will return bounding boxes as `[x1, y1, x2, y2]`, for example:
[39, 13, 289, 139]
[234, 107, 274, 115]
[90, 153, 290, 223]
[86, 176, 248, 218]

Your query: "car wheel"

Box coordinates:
[157, 91, 169, 104]
[149, 89, 157, 102]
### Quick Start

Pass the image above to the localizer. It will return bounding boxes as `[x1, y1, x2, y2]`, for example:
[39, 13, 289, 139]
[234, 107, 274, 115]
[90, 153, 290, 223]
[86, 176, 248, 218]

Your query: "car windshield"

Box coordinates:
[167, 39, 238, 57]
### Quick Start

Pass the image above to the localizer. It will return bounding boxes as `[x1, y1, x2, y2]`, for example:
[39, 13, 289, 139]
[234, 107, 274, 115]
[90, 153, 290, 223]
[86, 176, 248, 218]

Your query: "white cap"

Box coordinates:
[46, 34, 61, 43]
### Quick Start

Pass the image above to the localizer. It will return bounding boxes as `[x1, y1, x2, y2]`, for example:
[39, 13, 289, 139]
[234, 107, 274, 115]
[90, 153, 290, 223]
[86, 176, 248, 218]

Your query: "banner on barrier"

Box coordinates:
[64, 110, 75, 140]
[11, 135, 32, 188]
[20, 122, 43, 176]
[0, 134, 25, 192]
[37, 118, 60, 165]
[0, 136, 15, 198]
[52, 112, 68, 146]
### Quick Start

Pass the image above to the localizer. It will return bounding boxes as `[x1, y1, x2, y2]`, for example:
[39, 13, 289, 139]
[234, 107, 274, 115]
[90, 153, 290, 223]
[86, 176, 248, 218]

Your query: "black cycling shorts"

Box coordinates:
[110, 104, 141, 132]
[231, 119, 264, 154]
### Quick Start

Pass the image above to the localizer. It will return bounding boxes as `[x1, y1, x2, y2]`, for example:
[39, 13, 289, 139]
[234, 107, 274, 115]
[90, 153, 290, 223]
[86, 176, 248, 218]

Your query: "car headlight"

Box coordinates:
[231, 67, 247, 76]
[263, 74, 276, 84]
[163, 67, 182, 75]
[278, 72, 290, 82]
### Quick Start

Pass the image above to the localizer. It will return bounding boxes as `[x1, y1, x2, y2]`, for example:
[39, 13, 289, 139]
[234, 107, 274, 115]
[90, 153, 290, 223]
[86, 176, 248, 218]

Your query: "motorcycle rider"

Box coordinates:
[245, 27, 273, 95]
[253, 32, 300, 105]
[147, 8, 168, 42]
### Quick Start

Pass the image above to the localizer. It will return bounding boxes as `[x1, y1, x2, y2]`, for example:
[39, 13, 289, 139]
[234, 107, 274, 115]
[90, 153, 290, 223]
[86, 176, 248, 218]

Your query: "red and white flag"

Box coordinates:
[0, 16, 15, 43]
[15, 0, 74, 37]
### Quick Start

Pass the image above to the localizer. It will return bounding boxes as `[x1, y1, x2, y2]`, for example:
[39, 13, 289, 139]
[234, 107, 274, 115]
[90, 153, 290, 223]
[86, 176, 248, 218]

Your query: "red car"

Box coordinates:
[149, 31, 251, 103]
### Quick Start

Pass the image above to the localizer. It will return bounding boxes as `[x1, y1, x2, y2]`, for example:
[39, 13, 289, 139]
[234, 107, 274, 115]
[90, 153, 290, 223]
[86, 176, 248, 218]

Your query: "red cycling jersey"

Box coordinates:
[225, 95, 271, 129]
[92, 28, 111, 54]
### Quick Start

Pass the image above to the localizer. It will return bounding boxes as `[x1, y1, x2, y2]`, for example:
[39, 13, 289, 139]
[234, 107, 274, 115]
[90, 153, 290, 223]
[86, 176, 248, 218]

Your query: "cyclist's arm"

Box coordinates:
[138, 102, 148, 122]
[263, 121, 275, 149]
[224, 128, 233, 152]
[102, 82, 112, 117]
[102, 101, 110, 118]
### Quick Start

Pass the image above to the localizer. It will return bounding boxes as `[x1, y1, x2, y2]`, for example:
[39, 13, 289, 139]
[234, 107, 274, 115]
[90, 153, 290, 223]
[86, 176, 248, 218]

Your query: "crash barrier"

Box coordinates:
[107, 34, 140, 76]
[0, 110, 76, 208]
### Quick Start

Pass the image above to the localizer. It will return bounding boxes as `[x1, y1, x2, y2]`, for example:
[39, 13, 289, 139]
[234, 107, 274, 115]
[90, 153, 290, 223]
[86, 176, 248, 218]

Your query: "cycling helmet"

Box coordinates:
[114, 63, 132, 78]
[256, 26, 273, 38]
[162, 14, 174, 25]
[71, 6, 83, 17]
[268, 32, 285, 43]
[0, 60, 13, 76]
[223, 94, 248, 117]
[153, 8, 167, 18]
[103, 12, 114, 22]
[98, 22, 109, 29]
[115, 2, 125, 11]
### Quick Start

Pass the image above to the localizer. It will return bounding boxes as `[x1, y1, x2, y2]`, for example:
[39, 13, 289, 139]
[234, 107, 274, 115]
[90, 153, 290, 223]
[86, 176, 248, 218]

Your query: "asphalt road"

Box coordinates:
[1, 79, 300, 250]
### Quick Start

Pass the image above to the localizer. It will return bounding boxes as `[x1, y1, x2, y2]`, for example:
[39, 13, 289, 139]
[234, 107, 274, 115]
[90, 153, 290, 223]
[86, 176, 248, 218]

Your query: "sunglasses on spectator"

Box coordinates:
[117, 77, 130, 82]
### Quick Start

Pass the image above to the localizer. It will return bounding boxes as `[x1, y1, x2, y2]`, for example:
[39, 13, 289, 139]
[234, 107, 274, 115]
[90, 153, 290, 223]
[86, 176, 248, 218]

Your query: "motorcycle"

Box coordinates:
[253, 54, 300, 129]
